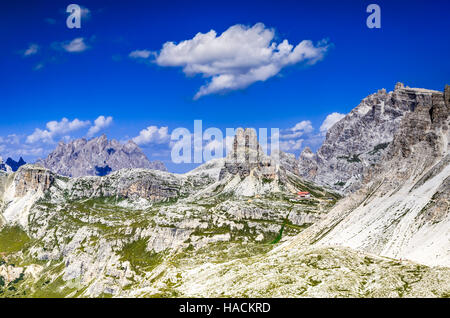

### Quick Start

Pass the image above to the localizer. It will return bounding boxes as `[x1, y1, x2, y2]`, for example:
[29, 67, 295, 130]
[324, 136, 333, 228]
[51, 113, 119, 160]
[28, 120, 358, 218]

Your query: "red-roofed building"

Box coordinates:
[297, 191, 311, 198]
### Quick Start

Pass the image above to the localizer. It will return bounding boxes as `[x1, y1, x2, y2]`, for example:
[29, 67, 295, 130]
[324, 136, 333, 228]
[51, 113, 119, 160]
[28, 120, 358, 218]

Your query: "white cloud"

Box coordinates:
[26, 117, 90, 144]
[203, 138, 223, 152]
[271, 120, 315, 152]
[133, 126, 170, 145]
[62, 37, 88, 53]
[129, 50, 152, 59]
[2, 115, 113, 162]
[0, 134, 47, 160]
[292, 120, 313, 133]
[87, 116, 113, 137]
[279, 139, 304, 152]
[277, 115, 346, 153]
[320, 112, 346, 135]
[80, 6, 91, 19]
[33, 63, 44, 71]
[4, 134, 20, 145]
[279, 120, 313, 141]
[7, 147, 45, 158]
[152, 23, 330, 99]
[0, 135, 21, 155]
[24, 44, 39, 56]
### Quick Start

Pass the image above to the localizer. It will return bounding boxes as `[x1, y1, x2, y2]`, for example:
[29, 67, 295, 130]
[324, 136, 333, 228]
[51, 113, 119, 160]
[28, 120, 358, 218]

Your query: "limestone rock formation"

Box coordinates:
[298, 147, 317, 179]
[13, 165, 54, 198]
[216, 128, 328, 197]
[219, 128, 276, 180]
[288, 84, 450, 267]
[0, 128, 339, 297]
[278, 151, 300, 176]
[67, 168, 182, 202]
[0, 85, 448, 298]
[298, 83, 444, 194]
[37, 134, 166, 177]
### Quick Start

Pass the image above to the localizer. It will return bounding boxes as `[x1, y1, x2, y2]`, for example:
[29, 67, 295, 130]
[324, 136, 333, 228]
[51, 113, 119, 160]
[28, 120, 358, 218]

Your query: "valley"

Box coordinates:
[1, 83, 449, 298]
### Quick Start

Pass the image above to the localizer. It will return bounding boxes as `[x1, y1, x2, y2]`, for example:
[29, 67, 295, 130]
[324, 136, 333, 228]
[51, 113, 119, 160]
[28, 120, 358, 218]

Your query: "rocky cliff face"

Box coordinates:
[297, 147, 317, 179]
[287, 84, 450, 267]
[37, 135, 166, 177]
[298, 83, 443, 193]
[219, 128, 277, 180]
[0, 130, 340, 297]
[216, 128, 331, 198]
[12, 165, 54, 198]
[67, 168, 182, 202]
[1, 86, 449, 298]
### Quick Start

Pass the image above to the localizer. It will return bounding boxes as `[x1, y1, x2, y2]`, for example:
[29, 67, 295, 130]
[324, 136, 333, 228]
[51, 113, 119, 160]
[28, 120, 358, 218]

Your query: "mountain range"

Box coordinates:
[0, 83, 448, 298]
[298, 82, 445, 194]
[0, 157, 26, 173]
[36, 134, 166, 177]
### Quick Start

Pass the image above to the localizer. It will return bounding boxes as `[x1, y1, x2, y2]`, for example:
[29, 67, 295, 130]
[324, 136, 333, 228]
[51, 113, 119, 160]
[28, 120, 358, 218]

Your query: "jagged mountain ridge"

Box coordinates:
[285, 84, 450, 267]
[0, 129, 340, 297]
[216, 128, 308, 196]
[126, 84, 450, 297]
[298, 83, 443, 193]
[5, 157, 26, 172]
[0, 157, 11, 173]
[0, 157, 26, 173]
[0, 85, 449, 297]
[37, 134, 166, 177]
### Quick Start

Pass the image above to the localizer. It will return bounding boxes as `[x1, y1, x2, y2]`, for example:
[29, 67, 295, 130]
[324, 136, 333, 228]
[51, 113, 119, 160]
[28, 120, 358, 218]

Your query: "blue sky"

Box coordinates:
[0, 0, 449, 172]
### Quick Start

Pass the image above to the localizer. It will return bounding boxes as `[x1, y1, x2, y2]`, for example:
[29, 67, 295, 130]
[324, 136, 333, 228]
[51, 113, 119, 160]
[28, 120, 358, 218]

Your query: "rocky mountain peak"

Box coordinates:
[226, 128, 266, 162]
[12, 165, 55, 198]
[292, 82, 450, 267]
[123, 139, 142, 153]
[298, 83, 447, 193]
[37, 135, 167, 177]
[300, 147, 314, 159]
[1, 84, 448, 297]
[298, 147, 317, 180]
[4, 157, 26, 172]
[385, 84, 449, 163]
[219, 128, 276, 180]
[395, 82, 405, 90]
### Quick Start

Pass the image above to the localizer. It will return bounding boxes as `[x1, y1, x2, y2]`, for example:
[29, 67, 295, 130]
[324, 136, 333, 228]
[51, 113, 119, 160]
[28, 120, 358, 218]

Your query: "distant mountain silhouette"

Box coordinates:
[6, 157, 26, 171]
[37, 134, 166, 177]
